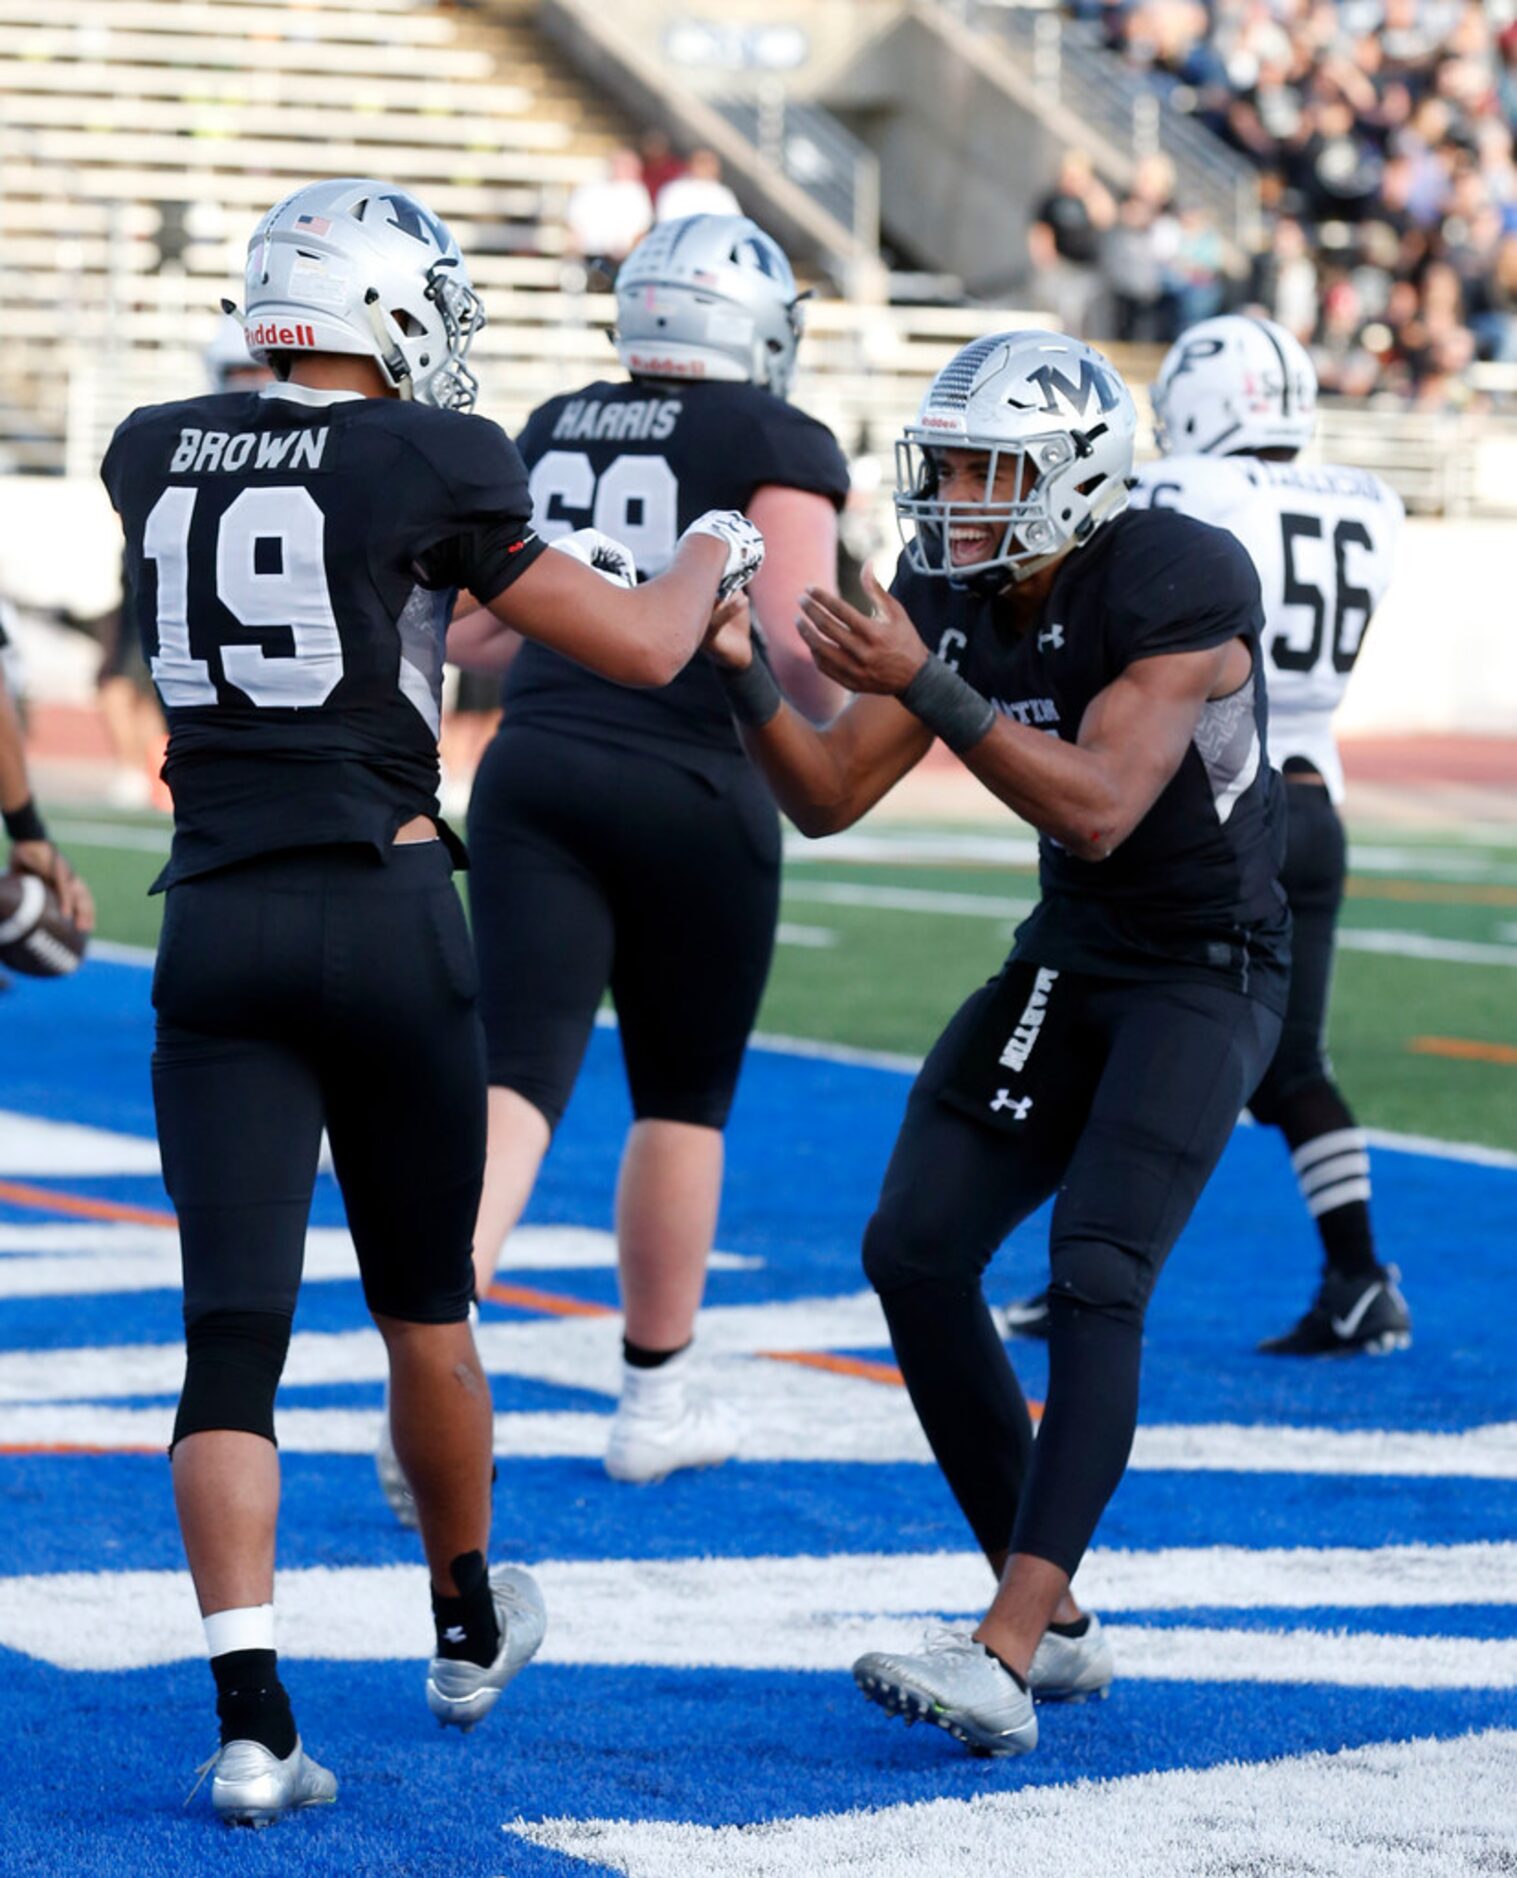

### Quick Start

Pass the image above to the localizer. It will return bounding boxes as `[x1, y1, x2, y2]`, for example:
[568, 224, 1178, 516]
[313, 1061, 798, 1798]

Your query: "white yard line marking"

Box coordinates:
[511, 1729, 1517, 1878]
[2, 1548, 1516, 1672]
[0, 1220, 756, 1300]
[774, 922, 839, 949]
[0, 1111, 164, 1176]
[4, 1365, 1515, 1478]
[1337, 928, 1517, 968]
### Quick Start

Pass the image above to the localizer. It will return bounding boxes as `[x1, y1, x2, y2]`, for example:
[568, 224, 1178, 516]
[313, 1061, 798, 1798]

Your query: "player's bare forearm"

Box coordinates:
[707, 594, 929, 834]
[490, 535, 727, 687]
[963, 647, 1233, 860]
[446, 605, 522, 674]
[737, 693, 930, 837]
[0, 674, 31, 814]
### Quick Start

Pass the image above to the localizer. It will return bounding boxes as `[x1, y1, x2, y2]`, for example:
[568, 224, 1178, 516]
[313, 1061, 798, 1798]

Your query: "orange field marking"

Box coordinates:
[1346, 878, 1517, 907]
[759, 1349, 905, 1386]
[1410, 1036, 1517, 1066]
[0, 1179, 176, 1228]
[485, 1281, 616, 1318]
[0, 1444, 161, 1456]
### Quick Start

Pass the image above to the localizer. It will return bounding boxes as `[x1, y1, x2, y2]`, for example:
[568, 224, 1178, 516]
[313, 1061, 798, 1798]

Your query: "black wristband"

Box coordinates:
[3, 797, 48, 844]
[716, 635, 783, 728]
[899, 656, 997, 754]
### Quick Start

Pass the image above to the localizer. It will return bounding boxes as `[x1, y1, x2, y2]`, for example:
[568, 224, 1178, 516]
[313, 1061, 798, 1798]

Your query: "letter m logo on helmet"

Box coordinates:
[1027, 359, 1121, 417]
[381, 193, 450, 250]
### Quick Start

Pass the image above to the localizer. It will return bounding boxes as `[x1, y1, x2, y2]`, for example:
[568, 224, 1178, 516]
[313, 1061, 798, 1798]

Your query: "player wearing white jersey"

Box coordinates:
[1002, 314, 1411, 1358]
[1136, 315, 1409, 1355]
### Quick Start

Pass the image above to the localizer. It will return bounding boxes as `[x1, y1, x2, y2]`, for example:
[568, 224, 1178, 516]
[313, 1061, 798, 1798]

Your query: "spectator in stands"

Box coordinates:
[1056, 0, 1517, 404]
[1101, 153, 1181, 341]
[655, 148, 742, 222]
[638, 129, 686, 207]
[1027, 148, 1116, 336]
[564, 148, 653, 269]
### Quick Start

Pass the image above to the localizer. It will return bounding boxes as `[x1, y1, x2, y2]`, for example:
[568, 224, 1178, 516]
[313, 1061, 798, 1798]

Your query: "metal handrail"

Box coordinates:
[709, 86, 880, 252]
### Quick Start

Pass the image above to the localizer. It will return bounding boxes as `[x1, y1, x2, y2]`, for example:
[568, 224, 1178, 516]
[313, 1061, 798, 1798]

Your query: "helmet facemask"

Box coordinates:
[362, 259, 485, 412]
[896, 429, 1106, 593]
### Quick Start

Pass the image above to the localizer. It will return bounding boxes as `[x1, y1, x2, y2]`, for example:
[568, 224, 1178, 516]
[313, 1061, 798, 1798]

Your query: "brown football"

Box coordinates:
[0, 871, 87, 977]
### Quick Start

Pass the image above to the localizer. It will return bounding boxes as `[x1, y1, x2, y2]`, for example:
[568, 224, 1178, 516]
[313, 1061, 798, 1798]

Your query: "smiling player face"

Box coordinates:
[933, 448, 1038, 566]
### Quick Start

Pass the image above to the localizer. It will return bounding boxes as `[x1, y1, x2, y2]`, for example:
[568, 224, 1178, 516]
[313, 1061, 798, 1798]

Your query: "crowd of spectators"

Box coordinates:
[1029, 0, 1517, 407]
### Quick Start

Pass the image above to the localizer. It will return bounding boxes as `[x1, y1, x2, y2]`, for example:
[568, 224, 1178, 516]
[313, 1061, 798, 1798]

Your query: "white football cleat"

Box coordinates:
[604, 1348, 739, 1484]
[853, 1628, 1038, 1758]
[1027, 1611, 1114, 1702]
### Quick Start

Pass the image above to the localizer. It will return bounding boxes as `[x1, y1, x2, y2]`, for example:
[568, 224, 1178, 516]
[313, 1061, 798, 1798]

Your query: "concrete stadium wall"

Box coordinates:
[0, 479, 1511, 737]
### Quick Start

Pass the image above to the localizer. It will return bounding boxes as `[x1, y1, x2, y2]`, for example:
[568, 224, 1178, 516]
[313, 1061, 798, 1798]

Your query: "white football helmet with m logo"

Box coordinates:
[896, 330, 1137, 588]
[240, 178, 486, 412]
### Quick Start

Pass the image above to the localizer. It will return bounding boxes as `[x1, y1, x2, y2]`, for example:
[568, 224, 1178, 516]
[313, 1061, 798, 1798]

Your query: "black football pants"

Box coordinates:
[152, 843, 486, 1333]
[862, 962, 1280, 1579]
[467, 725, 781, 1131]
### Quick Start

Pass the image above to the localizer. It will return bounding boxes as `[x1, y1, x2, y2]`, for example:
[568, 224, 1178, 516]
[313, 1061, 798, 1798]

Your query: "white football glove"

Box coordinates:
[547, 527, 637, 589]
[681, 510, 765, 602]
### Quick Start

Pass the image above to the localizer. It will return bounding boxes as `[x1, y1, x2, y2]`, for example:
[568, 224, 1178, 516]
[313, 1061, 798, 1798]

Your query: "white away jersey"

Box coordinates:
[1130, 455, 1403, 801]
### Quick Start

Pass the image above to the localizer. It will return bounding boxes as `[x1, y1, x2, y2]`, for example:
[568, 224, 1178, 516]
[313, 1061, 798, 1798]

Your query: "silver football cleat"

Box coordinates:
[852, 1628, 1038, 1758]
[191, 1738, 338, 1828]
[1027, 1611, 1115, 1702]
[426, 1563, 548, 1731]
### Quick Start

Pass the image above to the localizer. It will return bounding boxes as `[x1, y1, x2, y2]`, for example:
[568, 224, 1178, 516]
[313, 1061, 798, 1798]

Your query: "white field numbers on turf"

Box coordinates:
[142, 483, 342, 708]
[529, 450, 680, 575]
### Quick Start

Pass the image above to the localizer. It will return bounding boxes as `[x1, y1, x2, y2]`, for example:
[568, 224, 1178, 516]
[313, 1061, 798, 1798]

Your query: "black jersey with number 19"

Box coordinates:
[894, 505, 1291, 1007]
[505, 378, 849, 767]
[101, 383, 545, 889]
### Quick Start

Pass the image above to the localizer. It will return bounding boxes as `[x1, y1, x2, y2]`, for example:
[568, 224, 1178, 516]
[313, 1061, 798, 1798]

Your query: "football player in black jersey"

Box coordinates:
[433, 215, 848, 1494]
[100, 176, 762, 1826]
[706, 330, 1289, 1760]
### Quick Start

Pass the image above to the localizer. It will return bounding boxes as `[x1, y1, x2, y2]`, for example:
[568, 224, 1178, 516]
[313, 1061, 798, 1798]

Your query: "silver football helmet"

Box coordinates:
[241, 178, 485, 411]
[614, 215, 803, 399]
[1152, 314, 1317, 457]
[896, 330, 1137, 588]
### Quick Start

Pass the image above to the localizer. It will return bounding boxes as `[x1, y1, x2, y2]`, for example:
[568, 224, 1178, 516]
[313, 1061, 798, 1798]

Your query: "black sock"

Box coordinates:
[211, 1648, 297, 1758]
[431, 1550, 500, 1667]
[1048, 1614, 1091, 1639]
[623, 1338, 690, 1370]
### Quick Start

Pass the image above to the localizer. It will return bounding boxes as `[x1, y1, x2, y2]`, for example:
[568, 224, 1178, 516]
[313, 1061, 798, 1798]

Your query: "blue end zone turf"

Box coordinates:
[0, 957, 1512, 1871]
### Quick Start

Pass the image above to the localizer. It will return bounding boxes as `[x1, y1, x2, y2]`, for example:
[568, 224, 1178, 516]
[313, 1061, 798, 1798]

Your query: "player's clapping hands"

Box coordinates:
[798, 563, 929, 697]
[703, 592, 755, 670]
[681, 510, 765, 602]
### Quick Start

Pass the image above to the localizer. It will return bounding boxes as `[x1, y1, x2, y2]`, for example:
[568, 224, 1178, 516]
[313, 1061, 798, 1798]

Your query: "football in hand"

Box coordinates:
[0, 871, 88, 977]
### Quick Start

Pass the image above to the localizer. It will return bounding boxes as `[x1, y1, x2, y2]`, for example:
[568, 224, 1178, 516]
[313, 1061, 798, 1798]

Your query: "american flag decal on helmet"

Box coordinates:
[295, 213, 331, 236]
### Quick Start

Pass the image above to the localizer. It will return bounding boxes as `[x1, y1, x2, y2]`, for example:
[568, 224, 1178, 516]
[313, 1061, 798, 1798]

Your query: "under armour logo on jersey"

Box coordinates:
[443, 1625, 467, 1644]
[990, 1091, 1034, 1120]
[1038, 622, 1065, 652]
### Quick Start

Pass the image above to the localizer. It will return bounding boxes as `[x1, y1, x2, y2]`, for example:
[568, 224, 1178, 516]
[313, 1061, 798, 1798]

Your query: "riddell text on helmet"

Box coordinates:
[246, 320, 318, 350]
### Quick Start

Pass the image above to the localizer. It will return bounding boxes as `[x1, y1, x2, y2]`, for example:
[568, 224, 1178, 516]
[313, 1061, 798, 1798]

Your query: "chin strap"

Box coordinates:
[363, 289, 414, 399]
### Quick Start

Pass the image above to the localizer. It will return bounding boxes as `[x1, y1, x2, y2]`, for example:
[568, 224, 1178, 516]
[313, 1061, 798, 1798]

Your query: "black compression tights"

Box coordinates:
[880, 1278, 1141, 1577]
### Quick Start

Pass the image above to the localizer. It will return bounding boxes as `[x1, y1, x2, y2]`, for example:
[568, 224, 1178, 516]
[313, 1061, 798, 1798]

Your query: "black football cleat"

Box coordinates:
[1259, 1264, 1411, 1357]
[999, 1287, 1051, 1341]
